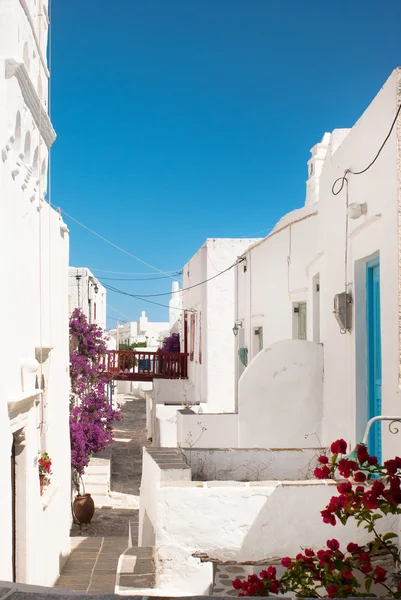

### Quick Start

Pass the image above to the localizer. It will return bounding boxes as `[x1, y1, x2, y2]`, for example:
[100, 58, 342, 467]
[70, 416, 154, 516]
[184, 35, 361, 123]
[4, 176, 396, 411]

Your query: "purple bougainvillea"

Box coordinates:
[69, 309, 120, 474]
[162, 332, 180, 353]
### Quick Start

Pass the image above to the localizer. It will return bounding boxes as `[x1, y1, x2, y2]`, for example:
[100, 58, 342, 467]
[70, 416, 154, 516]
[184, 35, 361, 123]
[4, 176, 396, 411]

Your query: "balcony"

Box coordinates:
[102, 350, 188, 382]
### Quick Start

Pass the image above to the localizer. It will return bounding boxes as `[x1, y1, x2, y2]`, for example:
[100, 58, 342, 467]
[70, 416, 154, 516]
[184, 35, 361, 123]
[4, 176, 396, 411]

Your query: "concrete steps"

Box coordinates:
[82, 448, 111, 507]
[115, 546, 155, 593]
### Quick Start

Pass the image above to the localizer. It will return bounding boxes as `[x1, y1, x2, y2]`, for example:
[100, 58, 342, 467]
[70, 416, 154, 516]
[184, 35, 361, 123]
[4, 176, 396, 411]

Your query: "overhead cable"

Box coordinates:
[59, 208, 180, 281]
[332, 103, 401, 195]
[98, 257, 244, 298]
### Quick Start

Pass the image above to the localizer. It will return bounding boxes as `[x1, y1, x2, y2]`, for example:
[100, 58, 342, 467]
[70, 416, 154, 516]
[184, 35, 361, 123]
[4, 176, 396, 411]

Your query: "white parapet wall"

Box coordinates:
[180, 447, 324, 481]
[154, 480, 397, 594]
[238, 340, 323, 448]
[177, 410, 238, 448]
[139, 447, 398, 595]
[153, 379, 196, 405]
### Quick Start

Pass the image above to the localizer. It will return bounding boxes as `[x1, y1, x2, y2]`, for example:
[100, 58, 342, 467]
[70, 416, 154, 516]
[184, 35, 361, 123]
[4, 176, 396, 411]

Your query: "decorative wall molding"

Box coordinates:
[5, 59, 56, 149]
[18, 0, 50, 79]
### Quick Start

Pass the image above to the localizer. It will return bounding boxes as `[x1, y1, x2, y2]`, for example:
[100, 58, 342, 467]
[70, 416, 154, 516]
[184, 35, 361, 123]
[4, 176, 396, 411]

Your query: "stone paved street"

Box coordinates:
[55, 395, 153, 594]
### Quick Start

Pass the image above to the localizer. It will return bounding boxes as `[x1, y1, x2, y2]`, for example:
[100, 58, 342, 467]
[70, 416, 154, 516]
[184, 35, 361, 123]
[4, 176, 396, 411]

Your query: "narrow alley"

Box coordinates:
[55, 396, 154, 594]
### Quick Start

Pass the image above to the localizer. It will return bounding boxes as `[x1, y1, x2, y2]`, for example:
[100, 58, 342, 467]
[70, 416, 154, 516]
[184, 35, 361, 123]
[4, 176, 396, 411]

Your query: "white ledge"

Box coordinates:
[5, 59, 56, 149]
[8, 389, 42, 416]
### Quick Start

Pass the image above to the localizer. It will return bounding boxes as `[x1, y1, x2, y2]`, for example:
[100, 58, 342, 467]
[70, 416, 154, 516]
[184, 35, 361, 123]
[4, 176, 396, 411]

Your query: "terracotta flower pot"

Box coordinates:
[73, 493, 95, 524]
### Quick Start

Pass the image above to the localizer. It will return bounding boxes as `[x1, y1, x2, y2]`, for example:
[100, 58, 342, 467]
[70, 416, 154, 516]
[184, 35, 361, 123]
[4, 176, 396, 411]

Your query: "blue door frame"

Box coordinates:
[366, 258, 382, 463]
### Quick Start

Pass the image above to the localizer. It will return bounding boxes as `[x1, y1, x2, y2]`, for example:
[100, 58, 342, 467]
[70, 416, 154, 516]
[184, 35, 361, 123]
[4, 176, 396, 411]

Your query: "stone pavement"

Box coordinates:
[55, 396, 154, 594]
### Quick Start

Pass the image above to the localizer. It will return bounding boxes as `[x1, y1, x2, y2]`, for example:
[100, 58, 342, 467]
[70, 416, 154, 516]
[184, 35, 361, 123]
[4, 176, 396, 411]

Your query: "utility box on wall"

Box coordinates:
[333, 292, 353, 332]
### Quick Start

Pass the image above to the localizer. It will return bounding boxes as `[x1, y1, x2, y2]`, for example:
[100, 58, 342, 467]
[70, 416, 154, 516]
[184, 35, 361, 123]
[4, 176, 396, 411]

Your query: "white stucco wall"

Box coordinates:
[235, 203, 318, 361]
[238, 341, 323, 448]
[182, 238, 258, 413]
[0, 0, 71, 585]
[177, 411, 238, 448]
[233, 69, 401, 460]
[181, 447, 324, 481]
[317, 68, 401, 457]
[153, 379, 196, 406]
[154, 480, 396, 594]
[68, 267, 107, 331]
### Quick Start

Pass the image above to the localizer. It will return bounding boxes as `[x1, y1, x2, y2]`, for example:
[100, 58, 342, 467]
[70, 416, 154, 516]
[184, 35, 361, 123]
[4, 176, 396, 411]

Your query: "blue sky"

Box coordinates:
[51, 0, 401, 325]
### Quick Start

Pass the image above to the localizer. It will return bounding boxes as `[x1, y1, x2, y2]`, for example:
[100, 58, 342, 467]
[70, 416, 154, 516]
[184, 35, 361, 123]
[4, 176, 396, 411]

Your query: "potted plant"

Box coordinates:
[38, 452, 52, 495]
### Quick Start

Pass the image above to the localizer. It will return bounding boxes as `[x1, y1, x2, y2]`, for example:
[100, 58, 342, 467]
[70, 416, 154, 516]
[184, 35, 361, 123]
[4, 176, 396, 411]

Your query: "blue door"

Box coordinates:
[366, 259, 382, 463]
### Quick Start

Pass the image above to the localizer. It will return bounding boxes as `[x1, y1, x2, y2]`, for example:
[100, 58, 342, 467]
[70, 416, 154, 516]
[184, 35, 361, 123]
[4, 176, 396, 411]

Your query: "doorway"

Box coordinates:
[366, 259, 382, 463]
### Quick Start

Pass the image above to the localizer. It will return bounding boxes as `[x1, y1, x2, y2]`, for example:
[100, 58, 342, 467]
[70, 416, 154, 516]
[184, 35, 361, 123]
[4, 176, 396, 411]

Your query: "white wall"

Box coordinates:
[177, 411, 238, 448]
[68, 267, 107, 331]
[0, 0, 71, 585]
[181, 447, 324, 481]
[236, 203, 318, 361]
[154, 480, 396, 594]
[182, 238, 258, 413]
[238, 341, 323, 448]
[317, 68, 401, 457]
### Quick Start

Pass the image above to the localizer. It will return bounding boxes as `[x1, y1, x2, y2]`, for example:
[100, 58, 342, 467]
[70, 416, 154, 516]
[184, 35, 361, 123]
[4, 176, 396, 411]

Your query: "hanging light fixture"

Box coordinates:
[232, 321, 242, 336]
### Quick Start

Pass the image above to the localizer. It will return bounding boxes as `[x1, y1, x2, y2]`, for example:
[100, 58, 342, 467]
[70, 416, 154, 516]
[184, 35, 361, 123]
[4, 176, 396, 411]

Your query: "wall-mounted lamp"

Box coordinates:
[232, 321, 242, 336]
[347, 202, 367, 220]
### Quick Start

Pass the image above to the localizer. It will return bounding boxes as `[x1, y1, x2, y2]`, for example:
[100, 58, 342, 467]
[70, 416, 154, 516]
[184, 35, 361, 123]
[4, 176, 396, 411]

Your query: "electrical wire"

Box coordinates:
[107, 304, 132, 321]
[98, 257, 245, 298]
[332, 103, 401, 195]
[100, 274, 181, 281]
[90, 268, 182, 275]
[103, 282, 191, 312]
[59, 208, 180, 281]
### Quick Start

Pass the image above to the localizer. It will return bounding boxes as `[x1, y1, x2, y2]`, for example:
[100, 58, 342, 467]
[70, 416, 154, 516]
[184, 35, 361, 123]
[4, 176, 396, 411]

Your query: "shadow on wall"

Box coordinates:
[238, 340, 323, 448]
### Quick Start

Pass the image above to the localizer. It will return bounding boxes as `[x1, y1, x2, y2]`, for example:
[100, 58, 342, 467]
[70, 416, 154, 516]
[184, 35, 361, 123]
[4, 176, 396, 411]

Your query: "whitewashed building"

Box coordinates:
[136, 68, 401, 596]
[177, 68, 401, 458]
[68, 267, 106, 330]
[0, 0, 71, 586]
[108, 310, 170, 349]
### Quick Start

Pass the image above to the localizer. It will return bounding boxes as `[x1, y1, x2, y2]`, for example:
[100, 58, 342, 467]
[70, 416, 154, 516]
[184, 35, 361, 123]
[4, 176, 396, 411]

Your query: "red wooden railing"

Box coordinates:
[101, 350, 188, 381]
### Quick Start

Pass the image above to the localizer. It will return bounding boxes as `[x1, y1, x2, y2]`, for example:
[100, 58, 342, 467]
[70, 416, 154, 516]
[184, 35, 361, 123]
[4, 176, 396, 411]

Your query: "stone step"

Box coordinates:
[115, 546, 155, 593]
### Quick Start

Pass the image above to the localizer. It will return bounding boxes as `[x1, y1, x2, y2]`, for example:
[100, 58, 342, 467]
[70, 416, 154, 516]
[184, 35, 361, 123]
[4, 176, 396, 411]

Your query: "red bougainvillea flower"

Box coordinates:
[337, 481, 352, 494]
[353, 471, 367, 483]
[342, 568, 353, 580]
[326, 584, 339, 598]
[373, 566, 387, 584]
[330, 439, 347, 455]
[347, 542, 360, 554]
[232, 579, 242, 590]
[326, 539, 340, 551]
[281, 557, 292, 568]
[304, 548, 315, 557]
[337, 458, 358, 478]
[318, 455, 329, 464]
[314, 465, 331, 479]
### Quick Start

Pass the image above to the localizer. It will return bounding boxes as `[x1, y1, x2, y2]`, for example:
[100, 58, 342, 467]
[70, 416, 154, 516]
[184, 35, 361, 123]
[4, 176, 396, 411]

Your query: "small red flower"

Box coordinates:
[314, 465, 331, 479]
[337, 481, 352, 494]
[353, 471, 366, 483]
[338, 459, 358, 478]
[347, 542, 360, 554]
[318, 455, 329, 464]
[342, 568, 353, 580]
[304, 548, 315, 557]
[374, 565, 387, 584]
[232, 578, 242, 590]
[330, 439, 347, 455]
[326, 539, 340, 551]
[357, 444, 369, 464]
[281, 557, 292, 568]
[326, 585, 338, 598]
